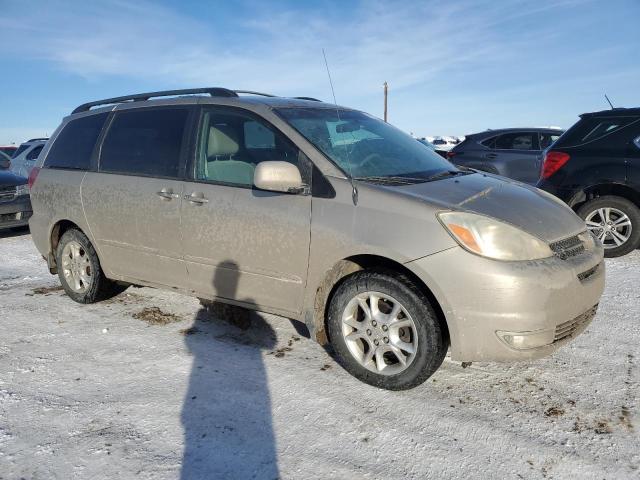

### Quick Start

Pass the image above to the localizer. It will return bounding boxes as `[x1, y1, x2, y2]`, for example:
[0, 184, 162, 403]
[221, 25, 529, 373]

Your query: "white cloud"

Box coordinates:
[0, 0, 614, 141]
[0, 0, 582, 96]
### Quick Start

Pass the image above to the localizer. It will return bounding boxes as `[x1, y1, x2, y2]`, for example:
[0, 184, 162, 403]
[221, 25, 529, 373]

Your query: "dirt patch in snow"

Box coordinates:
[544, 406, 565, 417]
[132, 307, 181, 325]
[30, 285, 63, 295]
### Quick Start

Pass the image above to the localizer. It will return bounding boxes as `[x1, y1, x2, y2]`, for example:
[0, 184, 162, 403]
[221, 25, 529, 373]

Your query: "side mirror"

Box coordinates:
[254, 161, 305, 194]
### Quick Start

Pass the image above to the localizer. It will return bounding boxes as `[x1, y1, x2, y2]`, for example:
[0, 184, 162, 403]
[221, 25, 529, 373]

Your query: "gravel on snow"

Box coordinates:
[0, 230, 638, 479]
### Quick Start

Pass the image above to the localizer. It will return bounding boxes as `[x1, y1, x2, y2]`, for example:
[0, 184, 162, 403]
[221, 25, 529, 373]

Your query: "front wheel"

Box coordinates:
[56, 229, 128, 303]
[577, 196, 640, 258]
[327, 271, 448, 390]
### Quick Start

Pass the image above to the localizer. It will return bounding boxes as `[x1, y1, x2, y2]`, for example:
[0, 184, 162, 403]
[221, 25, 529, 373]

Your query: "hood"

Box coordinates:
[389, 172, 585, 243]
[0, 170, 28, 187]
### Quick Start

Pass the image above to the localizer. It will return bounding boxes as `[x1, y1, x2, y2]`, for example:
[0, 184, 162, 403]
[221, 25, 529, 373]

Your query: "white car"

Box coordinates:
[430, 137, 455, 152]
[10, 138, 47, 178]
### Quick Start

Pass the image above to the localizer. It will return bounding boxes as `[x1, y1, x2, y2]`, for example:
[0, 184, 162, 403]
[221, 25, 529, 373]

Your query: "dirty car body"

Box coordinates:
[28, 88, 605, 390]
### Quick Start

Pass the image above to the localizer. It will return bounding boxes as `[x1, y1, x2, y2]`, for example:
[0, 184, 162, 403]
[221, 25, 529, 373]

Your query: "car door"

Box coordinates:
[81, 106, 193, 288]
[180, 106, 312, 316]
[490, 131, 540, 183]
[627, 123, 640, 191]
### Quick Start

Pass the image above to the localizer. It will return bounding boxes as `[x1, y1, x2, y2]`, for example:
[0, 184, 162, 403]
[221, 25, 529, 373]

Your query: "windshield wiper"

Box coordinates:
[425, 170, 465, 182]
[354, 176, 427, 185]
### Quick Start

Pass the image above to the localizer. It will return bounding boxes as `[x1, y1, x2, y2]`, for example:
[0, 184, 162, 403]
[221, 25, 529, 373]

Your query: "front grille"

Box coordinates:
[550, 235, 585, 260]
[0, 186, 16, 202]
[0, 212, 18, 223]
[554, 305, 598, 342]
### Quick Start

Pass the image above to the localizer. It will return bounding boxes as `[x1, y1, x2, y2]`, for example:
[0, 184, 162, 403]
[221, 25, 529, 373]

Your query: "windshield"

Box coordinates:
[276, 108, 457, 180]
[12, 144, 29, 158]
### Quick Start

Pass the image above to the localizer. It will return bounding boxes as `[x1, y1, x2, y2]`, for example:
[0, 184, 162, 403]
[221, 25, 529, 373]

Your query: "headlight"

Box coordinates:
[438, 211, 553, 261]
[15, 184, 29, 196]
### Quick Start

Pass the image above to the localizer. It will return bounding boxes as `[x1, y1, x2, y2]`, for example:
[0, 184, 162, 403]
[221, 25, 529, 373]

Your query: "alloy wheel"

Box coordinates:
[585, 207, 632, 249]
[341, 291, 418, 375]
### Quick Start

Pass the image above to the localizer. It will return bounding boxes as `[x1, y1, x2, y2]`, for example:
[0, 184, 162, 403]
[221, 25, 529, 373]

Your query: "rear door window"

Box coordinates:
[100, 108, 189, 178]
[44, 113, 109, 170]
[494, 132, 537, 150]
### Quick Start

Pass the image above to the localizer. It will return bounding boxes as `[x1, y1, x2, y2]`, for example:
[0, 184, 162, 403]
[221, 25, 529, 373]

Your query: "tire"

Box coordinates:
[327, 271, 448, 390]
[55, 229, 128, 303]
[576, 196, 640, 258]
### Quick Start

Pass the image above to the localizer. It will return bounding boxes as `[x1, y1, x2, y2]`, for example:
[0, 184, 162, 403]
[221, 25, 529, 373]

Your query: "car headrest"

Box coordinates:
[208, 124, 239, 157]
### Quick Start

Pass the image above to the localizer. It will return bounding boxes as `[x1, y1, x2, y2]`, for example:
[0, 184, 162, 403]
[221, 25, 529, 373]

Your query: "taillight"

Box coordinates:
[28, 166, 40, 189]
[446, 151, 457, 159]
[541, 151, 570, 179]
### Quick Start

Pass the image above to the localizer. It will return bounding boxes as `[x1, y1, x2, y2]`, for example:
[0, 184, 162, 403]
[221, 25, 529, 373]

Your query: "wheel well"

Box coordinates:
[572, 184, 640, 211]
[49, 220, 82, 272]
[314, 254, 450, 346]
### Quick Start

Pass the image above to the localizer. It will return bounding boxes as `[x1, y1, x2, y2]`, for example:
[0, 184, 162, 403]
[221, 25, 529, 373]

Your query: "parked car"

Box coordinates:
[0, 151, 11, 170]
[430, 136, 456, 153]
[0, 170, 32, 230]
[417, 138, 448, 159]
[10, 138, 47, 178]
[537, 108, 640, 257]
[0, 145, 17, 157]
[29, 88, 604, 390]
[448, 128, 564, 184]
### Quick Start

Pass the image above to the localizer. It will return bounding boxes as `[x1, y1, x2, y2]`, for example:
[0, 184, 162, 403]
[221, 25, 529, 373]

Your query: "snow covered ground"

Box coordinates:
[0, 230, 638, 479]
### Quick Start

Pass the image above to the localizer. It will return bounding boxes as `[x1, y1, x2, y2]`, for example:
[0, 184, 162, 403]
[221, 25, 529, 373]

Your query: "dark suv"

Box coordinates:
[449, 128, 564, 184]
[537, 108, 640, 257]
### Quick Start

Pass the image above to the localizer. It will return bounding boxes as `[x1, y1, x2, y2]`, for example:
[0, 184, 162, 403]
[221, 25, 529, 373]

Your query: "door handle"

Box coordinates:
[185, 193, 209, 205]
[156, 188, 180, 201]
[485, 153, 497, 160]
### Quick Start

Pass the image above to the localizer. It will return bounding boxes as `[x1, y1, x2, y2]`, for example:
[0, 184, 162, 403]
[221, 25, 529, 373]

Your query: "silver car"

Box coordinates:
[28, 88, 605, 390]
[10, 138, 47, 178]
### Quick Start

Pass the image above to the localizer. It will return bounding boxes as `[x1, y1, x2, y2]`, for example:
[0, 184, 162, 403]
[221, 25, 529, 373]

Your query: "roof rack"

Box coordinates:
[72, 88, 323, 114]
[233, 90, 276, 97]
[72, 87, 239, 114]
[26, 137, 49, 142]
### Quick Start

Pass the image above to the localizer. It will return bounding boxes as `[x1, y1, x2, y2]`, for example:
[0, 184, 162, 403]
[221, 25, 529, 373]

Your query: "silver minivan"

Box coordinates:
[29, 88, 605, 390]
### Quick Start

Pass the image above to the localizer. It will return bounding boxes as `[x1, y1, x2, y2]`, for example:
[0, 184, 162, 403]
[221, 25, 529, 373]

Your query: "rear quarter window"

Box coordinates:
[44, 113, 109, 170]
[559, 116, 640, 147]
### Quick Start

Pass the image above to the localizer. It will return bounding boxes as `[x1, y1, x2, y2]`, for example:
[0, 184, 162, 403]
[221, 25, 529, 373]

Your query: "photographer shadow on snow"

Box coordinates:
[180, 260, 279, 479]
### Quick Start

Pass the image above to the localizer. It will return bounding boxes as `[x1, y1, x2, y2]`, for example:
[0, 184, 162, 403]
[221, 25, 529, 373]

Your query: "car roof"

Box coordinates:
[580, 107, 640, 118]
[69, 87, 350, 118]
[18, 139, 47, 146]
[465, 127, 564, 139]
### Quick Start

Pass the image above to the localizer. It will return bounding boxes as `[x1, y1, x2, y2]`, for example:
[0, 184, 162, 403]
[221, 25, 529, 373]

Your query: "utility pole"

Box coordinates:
[383, 81, 388, 122]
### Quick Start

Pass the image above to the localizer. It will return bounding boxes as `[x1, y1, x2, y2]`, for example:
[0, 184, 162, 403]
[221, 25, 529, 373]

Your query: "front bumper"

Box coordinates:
[0, 195, 32, 230]
[406, 244, 605, 362]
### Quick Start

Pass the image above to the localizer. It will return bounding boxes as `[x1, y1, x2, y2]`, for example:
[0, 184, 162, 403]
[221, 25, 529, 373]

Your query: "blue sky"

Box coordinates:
[0, 0, 638, 144]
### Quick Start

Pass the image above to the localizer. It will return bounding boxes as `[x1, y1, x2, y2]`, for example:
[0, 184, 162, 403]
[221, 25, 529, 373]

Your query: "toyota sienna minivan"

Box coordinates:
[28, 88, 605, 390]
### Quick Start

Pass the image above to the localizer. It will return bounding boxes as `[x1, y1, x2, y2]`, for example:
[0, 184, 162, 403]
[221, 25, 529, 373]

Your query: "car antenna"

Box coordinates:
[322, 48, 358, 206]
[604, 94, 615, 110]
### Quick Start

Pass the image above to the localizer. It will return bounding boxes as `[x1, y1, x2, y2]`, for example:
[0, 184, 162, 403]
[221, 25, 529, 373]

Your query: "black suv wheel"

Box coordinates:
[577, 196, 640, 258]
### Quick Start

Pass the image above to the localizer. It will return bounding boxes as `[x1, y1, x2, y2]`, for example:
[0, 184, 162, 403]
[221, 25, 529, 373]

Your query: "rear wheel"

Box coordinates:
[327, 271, 447, 390]
[56, 229, 128, 303]
[577, 196, 640, 258]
